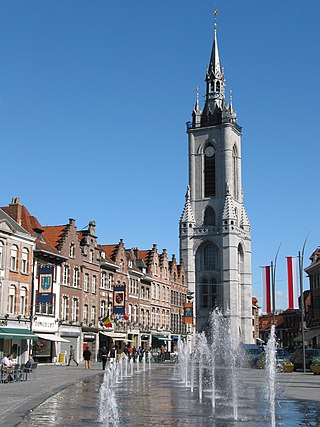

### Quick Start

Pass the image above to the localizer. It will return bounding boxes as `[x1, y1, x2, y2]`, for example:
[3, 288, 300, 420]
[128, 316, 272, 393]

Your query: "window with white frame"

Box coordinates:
[162, 309, 165, 326]
[146, 309, 150, 326]
[83, 304, 88, 323]
[8, 285, 15, 314]
[119, 259, 124, 272]
[154, 263, 158, 275]
[101, 271, 107, 289]
[141, 286, 145, 299]
[73, 267, 80, 287]
[91, 306, 96, 324]
[108, 274, 113, 290]
[134, 305, 138, 323]
[156, 284, 160, 300]
[162, 286, 165, 302]
[63, 264, 70, 285]
[151, 307, 155, 326]
[21, 248, 29, 273]
[10, 245, 18, 271]
[89, 249, 94, 263]
[152, 283, 155, 299]
[69, 243, 75, 258]
[71, 298, 78, 322]
[62, 296, 68, 320]
[156, 308, 160, 326]
[84, 273, 89, 292]
[0, 240, 3, 268]
[164, 267, 168, 279]
[141, 308, 145, 325]
[128, 304, 132, 322]
[92, 275, 97, 294]
[19, 287, 26, 315]
[100, 300, 106, 318]
[166, 310, 169, 328]
[146, 287, 150, 300]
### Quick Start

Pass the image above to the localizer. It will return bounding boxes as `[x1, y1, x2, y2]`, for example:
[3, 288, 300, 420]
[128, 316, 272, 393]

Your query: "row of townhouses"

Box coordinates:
[0, 198, 188, 364]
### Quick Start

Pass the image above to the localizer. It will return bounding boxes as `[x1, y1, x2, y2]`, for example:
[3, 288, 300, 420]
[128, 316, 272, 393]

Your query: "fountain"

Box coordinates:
[99, 367, 120, 427]
[175, 308, 279, 423]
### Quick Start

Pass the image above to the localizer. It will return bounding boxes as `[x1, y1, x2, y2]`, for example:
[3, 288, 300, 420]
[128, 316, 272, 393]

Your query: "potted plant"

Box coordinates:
[310, 357, 320, 375]
[256, 354, 265, 369]
[281, 358, 294, 373]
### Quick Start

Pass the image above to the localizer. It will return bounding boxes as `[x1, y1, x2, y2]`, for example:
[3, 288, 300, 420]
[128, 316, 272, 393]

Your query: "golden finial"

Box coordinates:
[213, 9, 218, 29]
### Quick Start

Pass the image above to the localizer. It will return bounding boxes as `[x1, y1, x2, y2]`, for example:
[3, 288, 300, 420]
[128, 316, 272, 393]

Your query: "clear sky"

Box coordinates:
[1, 0, 319, 310]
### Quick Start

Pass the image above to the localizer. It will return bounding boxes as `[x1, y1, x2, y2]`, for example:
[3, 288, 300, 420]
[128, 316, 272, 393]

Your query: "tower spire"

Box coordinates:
[201, 9, 226, 127]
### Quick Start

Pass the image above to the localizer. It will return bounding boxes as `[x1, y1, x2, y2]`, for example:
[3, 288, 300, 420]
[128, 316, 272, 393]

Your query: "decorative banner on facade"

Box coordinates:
[113, 284, 125, 315]
[38, 265, 54, 304]
[183, 302, 193, 324]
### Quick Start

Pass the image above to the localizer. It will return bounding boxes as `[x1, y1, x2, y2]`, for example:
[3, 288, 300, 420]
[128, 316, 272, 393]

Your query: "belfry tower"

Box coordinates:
[179, 12, 252, 343]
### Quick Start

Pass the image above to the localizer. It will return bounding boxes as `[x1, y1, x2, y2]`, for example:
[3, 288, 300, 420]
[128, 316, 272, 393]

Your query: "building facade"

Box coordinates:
[179, 17, 252, 342]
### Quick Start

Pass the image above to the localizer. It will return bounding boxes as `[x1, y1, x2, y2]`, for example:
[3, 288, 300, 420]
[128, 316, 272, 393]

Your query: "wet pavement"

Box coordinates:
[10, 363, 320, 427]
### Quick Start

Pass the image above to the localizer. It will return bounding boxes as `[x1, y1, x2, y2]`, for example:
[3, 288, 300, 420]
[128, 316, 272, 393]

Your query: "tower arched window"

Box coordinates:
[203, 243, 218, 270]
[233, 145, 239, 200]
[216, 81, 220, 93]
[204, 145, 216, 197]
[204, 207, 215, 226]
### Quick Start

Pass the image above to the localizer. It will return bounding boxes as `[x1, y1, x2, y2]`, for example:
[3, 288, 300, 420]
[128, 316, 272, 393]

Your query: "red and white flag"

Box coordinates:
[286, 256, 299, 310]
[261, 266, 271, 314]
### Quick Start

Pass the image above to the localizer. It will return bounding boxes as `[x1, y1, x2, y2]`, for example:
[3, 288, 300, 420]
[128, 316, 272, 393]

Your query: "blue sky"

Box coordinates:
[1, 0, 319, 310]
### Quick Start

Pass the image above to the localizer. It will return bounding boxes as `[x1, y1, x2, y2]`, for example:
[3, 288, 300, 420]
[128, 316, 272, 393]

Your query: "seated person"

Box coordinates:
[25, 354, 34, 369]
[1, 354, 13, 368]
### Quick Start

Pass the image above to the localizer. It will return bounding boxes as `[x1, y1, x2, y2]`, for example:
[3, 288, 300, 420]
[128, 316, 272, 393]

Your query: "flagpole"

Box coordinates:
[271, 243, 282, 326]
[299, 233, 309, 374]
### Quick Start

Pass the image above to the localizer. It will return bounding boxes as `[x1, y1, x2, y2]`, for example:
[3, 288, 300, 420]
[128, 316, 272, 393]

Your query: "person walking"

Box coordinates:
[83, 345, 92, 369]
[101, 346, 108, 370]
[67, 345, 79, 366]
[109, 345, 116, 368]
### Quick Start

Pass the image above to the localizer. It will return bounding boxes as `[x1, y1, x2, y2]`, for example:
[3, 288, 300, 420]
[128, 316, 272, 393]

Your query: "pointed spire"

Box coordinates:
[209, 10, 222, 77]
[180, 185, 195, 223]
[222, 181, 237, 222]
[201, 10, 226, 127]
[192, 86, 202, 128]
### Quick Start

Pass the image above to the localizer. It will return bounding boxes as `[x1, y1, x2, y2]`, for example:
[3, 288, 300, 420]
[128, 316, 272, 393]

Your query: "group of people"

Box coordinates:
[67, 345, 115, 370]
[67, 344, 150, 369]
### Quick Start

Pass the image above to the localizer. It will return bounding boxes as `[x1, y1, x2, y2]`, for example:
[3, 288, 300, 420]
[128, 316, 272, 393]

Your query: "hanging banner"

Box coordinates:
[261, 265, 271, 314]
[183, 302, 193, 324]
[38, 265, 54, 304]
[113, 284, 125, 315]
[286, 256, 299, 310]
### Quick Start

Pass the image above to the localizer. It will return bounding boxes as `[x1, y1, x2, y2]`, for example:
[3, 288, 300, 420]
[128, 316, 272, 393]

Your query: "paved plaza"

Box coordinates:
[0, 363, 319, 426]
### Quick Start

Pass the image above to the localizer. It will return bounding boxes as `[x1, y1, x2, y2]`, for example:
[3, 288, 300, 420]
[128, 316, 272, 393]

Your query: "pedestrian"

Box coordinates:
[67, 345, 79, 366]
[123, 345, 130, 359]
[101, 346, 108, 370]
[132, 346, 137, 362]
[83, 345, 92, 369]
[109, 345, 116, 367]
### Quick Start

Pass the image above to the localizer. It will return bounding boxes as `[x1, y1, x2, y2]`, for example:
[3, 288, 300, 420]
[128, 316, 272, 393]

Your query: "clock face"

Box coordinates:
[205, 146, 215, 157]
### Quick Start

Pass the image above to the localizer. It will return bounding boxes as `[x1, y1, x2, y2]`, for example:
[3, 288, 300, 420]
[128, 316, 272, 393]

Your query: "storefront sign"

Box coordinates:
[114, 284, 125, 315]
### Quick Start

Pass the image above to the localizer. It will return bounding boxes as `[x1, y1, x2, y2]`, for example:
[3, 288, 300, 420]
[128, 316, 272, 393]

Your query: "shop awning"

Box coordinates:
[0, 328, 38, 340]
[153, 335, 171, 341]
[36, 333, 70, 343]
[294, 328, 320, 342]
[100, 331, 127, 340]
[141, 335, 150, 341]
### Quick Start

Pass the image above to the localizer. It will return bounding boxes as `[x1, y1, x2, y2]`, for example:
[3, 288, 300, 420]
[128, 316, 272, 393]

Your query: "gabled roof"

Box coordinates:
[1, 201, 62, 258]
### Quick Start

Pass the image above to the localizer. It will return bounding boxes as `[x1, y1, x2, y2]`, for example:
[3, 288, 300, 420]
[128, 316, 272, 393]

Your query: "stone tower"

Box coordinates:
[179, 14, 252, 343]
